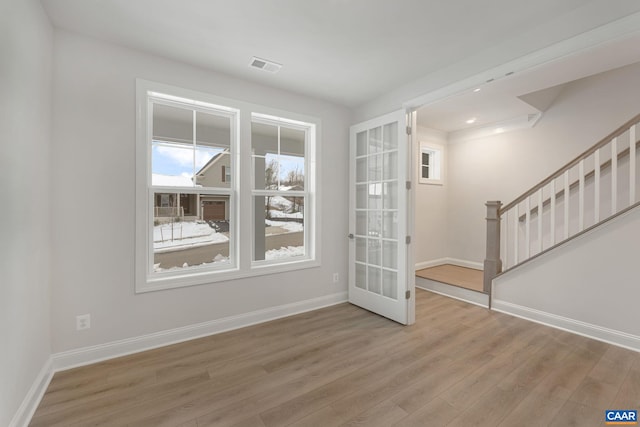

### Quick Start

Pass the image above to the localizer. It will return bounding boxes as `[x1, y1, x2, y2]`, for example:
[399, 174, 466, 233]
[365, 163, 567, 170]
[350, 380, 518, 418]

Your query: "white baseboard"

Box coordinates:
[415, 258, 448, 270]
[492, 299, 640, 353]
[416, 277, 489, 308]
[447, 258, 484, 270]
[9, 357, 54, 427]
[53, 292, 348, 372]
[415, 257, 483, 271]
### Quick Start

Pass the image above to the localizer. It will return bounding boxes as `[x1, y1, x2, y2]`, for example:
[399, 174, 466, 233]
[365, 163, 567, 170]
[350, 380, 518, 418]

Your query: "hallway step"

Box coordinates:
[416, 276, 489, 308]
[416, 264, 483, 291]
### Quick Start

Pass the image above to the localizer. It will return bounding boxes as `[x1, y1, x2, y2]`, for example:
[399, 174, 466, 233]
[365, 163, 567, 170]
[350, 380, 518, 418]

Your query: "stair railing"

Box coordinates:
[484, 114, 640, 293]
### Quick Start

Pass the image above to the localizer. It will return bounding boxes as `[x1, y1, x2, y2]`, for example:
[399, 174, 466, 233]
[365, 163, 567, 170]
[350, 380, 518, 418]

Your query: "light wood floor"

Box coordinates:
[31, 290, 640, 427]
[416, 264, 484, 292]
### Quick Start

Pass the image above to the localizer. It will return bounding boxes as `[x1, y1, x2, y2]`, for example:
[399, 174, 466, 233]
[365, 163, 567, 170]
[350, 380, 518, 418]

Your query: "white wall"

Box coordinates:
[493, 205, 640, 351]
[445, 62, 640, 264]
[0, 0, 53, 425]
[413, 126, 448, 266]
[50, 30, 351, 353]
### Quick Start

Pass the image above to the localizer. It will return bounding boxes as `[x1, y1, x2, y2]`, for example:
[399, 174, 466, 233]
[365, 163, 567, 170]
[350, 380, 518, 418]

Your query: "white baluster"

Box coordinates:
[578, 160, 584, 232]
[564, 170, 569, 239]
[550, 179, 556, 245]
[537, 189, 543, 253]
[631, 125, 636, 204]
[594, 149, 600, 222]
[513, 204, 518, 265]
[525, 197, 530, 260]
[612, 138, 618, 214]
[501, 211, 507, 269]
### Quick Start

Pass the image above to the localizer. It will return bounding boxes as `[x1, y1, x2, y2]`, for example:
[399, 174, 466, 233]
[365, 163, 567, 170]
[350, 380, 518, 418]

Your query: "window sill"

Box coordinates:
[419, 179, 443, 186]
[136, 257, 320, 293]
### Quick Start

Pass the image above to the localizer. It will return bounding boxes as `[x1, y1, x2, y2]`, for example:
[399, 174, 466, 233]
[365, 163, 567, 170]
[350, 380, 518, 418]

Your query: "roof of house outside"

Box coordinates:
[196, 148, 229, 176]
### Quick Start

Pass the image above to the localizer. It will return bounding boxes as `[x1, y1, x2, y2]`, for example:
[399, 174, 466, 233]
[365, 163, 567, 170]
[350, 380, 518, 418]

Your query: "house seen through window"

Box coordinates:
[150, 101, 233, 275]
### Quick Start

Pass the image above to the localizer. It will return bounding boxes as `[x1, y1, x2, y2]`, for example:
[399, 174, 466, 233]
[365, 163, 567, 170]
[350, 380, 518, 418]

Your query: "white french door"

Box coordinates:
[349, 109, 413, 325]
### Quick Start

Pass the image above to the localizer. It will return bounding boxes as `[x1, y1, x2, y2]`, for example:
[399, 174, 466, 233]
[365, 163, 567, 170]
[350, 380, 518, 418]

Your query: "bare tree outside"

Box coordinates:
[285, 165, 304, 187]
[285, 163, 304, 214]
[265, 158, 279, 219]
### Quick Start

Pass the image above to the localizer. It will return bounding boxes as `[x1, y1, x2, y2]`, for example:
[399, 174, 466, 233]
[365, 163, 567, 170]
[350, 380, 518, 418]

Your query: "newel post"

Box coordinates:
[483, 201, 502, 294]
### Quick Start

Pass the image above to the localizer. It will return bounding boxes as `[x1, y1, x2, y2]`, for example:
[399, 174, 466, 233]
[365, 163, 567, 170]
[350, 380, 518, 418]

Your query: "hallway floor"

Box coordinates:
[416, 264, 484, 293]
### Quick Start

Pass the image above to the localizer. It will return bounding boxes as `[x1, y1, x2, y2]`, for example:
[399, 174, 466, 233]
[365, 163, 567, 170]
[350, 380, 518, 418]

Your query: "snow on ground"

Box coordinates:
[267, 195, 303, 219]
[154, 221, 228, 252]
[270, 195, 293, 210]
[265, 219, 303, 232]
[154, 247, 302, 271]
[265, 246, 305, 260]
[153, 254, 229, 273]
[269, 210, 303, 219]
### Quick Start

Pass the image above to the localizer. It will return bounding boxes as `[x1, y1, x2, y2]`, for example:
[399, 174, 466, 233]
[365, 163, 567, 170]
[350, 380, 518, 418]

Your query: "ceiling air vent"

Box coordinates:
[250, 56, 282, 73]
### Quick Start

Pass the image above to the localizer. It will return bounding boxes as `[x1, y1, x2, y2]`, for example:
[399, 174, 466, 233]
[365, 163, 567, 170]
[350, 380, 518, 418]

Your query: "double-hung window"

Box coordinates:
[418, 142, 443, 185]
[136, 80, 318, 292]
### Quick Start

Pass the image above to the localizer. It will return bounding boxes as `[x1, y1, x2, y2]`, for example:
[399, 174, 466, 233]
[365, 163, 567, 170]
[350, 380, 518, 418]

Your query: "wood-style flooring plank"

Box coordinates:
[438, 325, 549, 410]
[340, 400, 408, 427]
[528, 345, 600, 401]
[568, 344, 635, 410]
[446, 385, 530, 427]
[549, 400, 603, 427]
[497, 390, 566, 427]
[611, 361, 640, 409]
[169, 325, 411, 426]
[392, 397, 461, 427]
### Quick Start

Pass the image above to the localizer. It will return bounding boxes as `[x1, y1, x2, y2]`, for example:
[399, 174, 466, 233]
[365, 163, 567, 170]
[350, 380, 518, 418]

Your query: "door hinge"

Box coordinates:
[405, 290, 411, 299]
[406, 235, 411, 244]
[406, 126, 412, 135]
[406, 181, 411, 190]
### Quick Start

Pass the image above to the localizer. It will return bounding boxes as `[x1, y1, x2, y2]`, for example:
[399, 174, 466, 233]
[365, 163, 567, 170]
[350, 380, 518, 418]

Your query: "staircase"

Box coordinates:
[483, 114, 640, 351]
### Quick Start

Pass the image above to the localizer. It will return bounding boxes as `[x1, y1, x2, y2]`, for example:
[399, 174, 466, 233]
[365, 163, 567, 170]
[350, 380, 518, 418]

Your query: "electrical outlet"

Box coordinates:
[76, 314, 91, 331]
[332, 273, 339, 283]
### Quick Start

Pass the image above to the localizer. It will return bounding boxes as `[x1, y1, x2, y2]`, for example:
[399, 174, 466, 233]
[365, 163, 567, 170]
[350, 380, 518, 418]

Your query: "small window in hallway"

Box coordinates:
[419, 142, 443, 185]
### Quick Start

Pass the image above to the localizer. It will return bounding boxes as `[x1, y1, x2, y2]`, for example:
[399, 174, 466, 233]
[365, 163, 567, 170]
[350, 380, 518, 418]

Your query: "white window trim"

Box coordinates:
[135, 79, 321, 293]
[418, 141, 443, 185]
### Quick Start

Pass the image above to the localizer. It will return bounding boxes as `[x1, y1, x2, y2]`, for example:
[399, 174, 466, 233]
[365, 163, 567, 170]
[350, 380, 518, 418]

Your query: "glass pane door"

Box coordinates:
[349, 110, 408, 324]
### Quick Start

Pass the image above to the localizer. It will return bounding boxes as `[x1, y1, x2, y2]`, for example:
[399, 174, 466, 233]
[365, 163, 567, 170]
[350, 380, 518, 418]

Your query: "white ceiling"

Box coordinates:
[41, 0, 640, 113]
[417, 31, 640, 133]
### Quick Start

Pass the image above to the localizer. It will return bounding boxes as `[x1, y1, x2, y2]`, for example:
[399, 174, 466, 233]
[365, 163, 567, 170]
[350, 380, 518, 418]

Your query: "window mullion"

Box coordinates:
[277, 125, 281, 190]
[192, 110, 197, 185]
[239, 109, 253, 271]
[252, 189, 306, 197]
